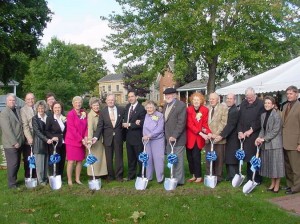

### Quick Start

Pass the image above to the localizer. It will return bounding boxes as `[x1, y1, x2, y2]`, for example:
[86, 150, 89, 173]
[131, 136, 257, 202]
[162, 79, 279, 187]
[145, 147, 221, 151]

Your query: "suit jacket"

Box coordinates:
[124, 103, 146, 145]
[32, 114, 49, 154]
[94, 106, 125, 147]
[282, 100, 300, 150]
[207, 103, 228, 144]
[45, 114, 67, 148]
[0, 106, 24, 148]
[186, 105, 211, 149]
[20, 105, 35, 143]
[163, 99, 186, 146]
[259, 109, 283, 150]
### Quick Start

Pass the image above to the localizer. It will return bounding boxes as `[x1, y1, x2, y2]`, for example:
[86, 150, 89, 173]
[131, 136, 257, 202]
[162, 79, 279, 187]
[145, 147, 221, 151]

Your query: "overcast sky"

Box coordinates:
[41, 0, 122, 72]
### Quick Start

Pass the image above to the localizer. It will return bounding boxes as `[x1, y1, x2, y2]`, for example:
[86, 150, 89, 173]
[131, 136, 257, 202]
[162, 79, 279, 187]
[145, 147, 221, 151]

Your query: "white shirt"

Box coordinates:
[127, 102, 138, 122]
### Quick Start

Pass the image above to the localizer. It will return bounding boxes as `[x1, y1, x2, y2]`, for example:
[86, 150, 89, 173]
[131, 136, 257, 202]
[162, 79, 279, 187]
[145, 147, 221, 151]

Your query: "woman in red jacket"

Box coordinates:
[186, 92, 211, 183]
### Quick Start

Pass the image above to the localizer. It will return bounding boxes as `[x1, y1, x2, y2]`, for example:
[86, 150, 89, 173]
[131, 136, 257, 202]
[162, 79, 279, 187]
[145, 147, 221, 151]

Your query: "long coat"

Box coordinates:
[220, 104, 240, 164]
[32, 115, 48, 154]
[20, 105, 34, 144]
[237, 98, 264, 162]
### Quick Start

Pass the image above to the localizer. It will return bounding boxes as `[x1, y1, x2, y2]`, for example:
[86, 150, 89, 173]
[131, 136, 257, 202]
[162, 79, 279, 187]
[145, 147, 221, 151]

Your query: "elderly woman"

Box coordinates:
[186, 92, 211, 183]
[87, 97, 108, 179]
[142, 100, 165, 183]
[65, 96, 87, 185]
[32, 100, 53, 185]
[255, 96, 285, 193]
[45, 101, 67, 180]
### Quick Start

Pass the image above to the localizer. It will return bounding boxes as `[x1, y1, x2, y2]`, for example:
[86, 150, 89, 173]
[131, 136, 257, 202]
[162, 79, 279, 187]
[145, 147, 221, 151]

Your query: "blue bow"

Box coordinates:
[84, 154, 98, 167]
[138, 152, 149, 167]
[250, 156, 261, 172]
[206, 151, 217, 161]
[235, 149, 245, 161]
[167, 153, 178, 168]
[28, 155, 36, 169]
[49, 153, 61, 165]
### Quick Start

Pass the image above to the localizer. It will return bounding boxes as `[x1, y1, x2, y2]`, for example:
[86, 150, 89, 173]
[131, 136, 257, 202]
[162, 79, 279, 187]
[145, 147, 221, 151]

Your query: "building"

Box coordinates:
[97, 74, 127, 105]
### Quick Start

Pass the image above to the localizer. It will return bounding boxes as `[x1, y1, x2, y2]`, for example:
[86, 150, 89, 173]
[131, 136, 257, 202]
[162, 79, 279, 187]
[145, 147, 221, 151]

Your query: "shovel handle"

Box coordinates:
[209, 139, 214, 152]
[169, 140, 176, 154]
[255, 145, 260, 158]
[52, 141, 59, 153]
[239, 138, 245, 150]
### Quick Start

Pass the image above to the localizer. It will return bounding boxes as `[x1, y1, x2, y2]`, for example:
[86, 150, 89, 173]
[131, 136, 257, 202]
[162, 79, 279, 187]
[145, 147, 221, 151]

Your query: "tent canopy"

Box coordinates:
[216, 56, 300, 95]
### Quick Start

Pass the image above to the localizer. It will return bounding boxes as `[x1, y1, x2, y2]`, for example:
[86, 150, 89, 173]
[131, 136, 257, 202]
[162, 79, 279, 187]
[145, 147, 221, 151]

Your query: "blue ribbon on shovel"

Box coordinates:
[84, 154, 98, 167]
[138, 152, 149, 167]
[28, 155, 36, 169]
[235, 149, 245, 161]
[206, 151, 217, 161]
[250, 156, 261, 172]
[167, 153, 178, 168]
[49, 153, 61, 165]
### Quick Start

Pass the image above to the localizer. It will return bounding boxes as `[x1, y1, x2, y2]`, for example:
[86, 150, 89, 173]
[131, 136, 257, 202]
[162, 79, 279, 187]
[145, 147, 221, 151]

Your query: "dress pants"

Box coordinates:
[205, 143, 225, 182]
[284, 149, 300, 192]
[48, 144, 66, 178]
[35, 153, 49, 184]
[246, 162, 262, 184]
[186, 143, 202, 178]
[226, 164, 239, 180]
[126, 142, 143, 179]
[23, 144, 37, 178]
[105, 136, 123, 180]
[4, 148, 21, 188]
[166, 144, 185, 185]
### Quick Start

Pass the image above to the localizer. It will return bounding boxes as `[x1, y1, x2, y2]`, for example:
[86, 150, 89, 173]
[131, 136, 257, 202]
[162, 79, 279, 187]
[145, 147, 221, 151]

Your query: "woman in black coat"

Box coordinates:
[32, 100, 53, 185]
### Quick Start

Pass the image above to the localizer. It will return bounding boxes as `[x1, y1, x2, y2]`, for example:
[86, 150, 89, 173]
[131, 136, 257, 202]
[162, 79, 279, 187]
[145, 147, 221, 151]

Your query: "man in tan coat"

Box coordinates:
[282, 85, 300, 194]
[205, 92, 228, 183]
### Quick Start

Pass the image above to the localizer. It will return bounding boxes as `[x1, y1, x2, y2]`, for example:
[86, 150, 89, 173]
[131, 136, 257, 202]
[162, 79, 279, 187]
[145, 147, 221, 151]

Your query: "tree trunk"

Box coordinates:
[207, 55, 218, 95]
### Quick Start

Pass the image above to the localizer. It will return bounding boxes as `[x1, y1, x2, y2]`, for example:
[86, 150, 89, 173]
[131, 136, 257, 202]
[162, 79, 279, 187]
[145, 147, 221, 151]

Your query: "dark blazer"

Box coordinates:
[94, 106, 125, 147]
[220, 104, 240, 164]
[163, 99, 186, 146]
[32, 115, 48, 154]
[123, 103, 146, 145]
[45, 114, 66, 148]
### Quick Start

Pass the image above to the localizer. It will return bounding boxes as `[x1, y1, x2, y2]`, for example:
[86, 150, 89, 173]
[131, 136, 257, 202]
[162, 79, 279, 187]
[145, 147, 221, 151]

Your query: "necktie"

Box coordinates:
[129, 105, 134, 118]
[284, 102, 291, 121]
[211, 107, 215, 119]
[109, 108, 116, 127]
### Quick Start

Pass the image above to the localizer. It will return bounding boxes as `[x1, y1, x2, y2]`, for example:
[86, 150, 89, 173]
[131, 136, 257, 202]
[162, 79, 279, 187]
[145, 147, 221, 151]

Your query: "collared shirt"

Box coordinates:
[38, 113, 47, 123]
[109, 106, 118, 122]
[127, 102, 138, 122]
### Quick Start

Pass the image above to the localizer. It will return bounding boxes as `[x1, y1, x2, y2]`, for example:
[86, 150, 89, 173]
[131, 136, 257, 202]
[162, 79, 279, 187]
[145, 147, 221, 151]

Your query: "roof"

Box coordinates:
[177, 79, 231, 92]
[216, 56, 300, 95]
[98, 74, 124, 82]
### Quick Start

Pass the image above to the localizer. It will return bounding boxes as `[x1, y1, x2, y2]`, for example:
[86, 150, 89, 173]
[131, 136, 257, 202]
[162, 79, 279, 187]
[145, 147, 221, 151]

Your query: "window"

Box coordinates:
[116, 85, 119, 91]
[108, 85, 111, 91]
[102, 86, 105, 92]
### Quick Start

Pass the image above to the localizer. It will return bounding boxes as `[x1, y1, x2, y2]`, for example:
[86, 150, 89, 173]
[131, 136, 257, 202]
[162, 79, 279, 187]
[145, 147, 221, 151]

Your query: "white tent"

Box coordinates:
[216, 56, 300, 95]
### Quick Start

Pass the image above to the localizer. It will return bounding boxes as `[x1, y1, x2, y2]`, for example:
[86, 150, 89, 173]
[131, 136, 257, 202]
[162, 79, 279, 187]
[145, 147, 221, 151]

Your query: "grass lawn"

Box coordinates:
[0, 141, 300, 223]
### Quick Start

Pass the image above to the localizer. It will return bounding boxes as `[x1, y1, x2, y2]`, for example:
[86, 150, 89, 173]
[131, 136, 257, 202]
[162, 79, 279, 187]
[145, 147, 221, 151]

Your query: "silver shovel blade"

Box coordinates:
[49, 175, 62, 190]
[25, 178, 38, 189]
[242, 180, 258, 194]
[232, 174, 245, 187]
[88, 179, 101, 190]
[204, 175, 217, 188]
[164, 177, 178, 191]
[135, 177, 148, 190]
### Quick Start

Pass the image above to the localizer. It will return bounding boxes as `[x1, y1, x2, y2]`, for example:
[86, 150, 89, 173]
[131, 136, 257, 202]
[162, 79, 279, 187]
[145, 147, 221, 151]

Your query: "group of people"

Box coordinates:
[0, 85, 299, 195]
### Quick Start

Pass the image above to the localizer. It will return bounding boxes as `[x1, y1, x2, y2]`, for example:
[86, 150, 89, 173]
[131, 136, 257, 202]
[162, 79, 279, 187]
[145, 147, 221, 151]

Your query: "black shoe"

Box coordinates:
[285, 189, 295, 194]
[266, 187, 274, 192]
[273, 190, 279, 193]
[281, 186, 291, 191]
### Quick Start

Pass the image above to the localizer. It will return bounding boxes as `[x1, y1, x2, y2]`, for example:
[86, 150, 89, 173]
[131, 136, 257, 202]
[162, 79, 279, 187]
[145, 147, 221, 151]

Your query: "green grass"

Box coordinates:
[0, 140, 300, 223]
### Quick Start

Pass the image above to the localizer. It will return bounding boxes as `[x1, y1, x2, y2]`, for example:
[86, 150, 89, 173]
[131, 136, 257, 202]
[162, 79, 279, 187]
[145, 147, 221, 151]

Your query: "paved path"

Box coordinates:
[270, 194, 300, 215]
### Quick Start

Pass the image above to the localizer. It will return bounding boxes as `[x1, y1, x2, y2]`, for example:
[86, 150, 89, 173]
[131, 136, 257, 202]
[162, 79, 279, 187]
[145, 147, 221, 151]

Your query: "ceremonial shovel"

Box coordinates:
[135, 139, 149, 190]
[49, 141, 62, 190]
[243, 146, 260, 194]
[25, 145, 38, 189]
[232, 139, 246, 187]
[86, 143, 101, 190]
[204, 139, 218, 188]
[164, 140, 178, 191]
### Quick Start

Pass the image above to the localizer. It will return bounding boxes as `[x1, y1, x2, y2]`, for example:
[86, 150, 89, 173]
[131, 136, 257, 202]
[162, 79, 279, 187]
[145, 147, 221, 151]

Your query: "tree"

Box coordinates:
[23, 38, 107, 105]
[0, 0, 52, 84]
[102, 0, 300, 93]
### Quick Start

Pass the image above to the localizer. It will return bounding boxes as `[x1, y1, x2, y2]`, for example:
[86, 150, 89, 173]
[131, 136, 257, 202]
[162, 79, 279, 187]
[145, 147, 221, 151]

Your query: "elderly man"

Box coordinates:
[0, 93, 25, 188]
[93, 94, 125, 182]
[282, 85, 300, 194]
[163, 87, 186, 185]
[215, 93, 239, 181]
[20, 93, 37, 180]
[237, 87, 264, 184]
[205, 92, 228, 183]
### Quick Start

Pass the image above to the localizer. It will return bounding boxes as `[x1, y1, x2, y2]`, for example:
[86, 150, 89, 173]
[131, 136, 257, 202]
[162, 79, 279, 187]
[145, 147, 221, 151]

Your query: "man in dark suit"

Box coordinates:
[122, 90, 146, 180]
[93, 94, 125, 181]
[215, 93, 240, 181]
[0, 93, 25, 188]
[163, 88, 186, 185]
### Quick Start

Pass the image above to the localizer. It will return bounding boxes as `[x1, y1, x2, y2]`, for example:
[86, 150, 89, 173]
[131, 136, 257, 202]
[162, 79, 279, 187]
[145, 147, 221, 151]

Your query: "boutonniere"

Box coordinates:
[61, 115, 67, 123]
[196, 112, 202, 121]
[80, 111, 86, 119]
[151, 115, 159, 121]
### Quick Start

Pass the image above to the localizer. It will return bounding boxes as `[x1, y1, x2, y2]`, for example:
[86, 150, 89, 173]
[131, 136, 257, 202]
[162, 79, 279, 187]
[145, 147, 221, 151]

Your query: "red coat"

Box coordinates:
[186, 105, 211, 150]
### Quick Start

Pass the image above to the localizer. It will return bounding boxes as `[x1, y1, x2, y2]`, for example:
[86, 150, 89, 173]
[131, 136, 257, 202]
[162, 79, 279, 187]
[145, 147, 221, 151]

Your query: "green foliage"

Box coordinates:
[0, 0, 52, 84]
[102, 0, 300, 93]
[23, 38, 107, 105]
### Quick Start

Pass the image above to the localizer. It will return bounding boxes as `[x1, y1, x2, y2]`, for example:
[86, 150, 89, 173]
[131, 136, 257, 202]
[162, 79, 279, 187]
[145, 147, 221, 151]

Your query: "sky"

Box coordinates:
[41, 0, 122, 72]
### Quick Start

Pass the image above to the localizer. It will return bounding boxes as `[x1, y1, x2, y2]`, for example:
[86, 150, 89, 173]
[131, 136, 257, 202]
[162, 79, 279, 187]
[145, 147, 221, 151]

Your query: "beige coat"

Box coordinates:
[282, 100, 300, 150]
[20, 105, 34, 143]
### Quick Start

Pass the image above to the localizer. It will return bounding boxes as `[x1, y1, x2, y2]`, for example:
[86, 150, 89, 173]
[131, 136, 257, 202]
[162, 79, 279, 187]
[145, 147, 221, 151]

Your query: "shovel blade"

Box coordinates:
[232, 174, 245, 187]
[88, 179, 101, 190]
[25, 178, 38, 189]
[135, 177, 148, 190]
[164, 177, 178, 191]
[49, 175, 62, 190]
[204, 175, 217, 188]
[242, 180, 258, 194]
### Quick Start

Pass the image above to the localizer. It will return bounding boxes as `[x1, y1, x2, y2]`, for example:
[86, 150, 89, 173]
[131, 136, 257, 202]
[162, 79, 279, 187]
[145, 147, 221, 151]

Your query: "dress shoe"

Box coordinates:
[285, 189, 295, 195]
[266, 187, 274, 192]
[194, 178, 203, 184]
[75, 180, 83, 185]
[123, 177, 134, 182]
[273, 190, 279, 193]
[187, 178, 196, 183]
[281, 186, 291, 191]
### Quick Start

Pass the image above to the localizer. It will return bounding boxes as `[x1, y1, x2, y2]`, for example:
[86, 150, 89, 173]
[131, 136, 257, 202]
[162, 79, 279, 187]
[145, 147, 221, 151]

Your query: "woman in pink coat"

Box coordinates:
[65, 96, 87, 185]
